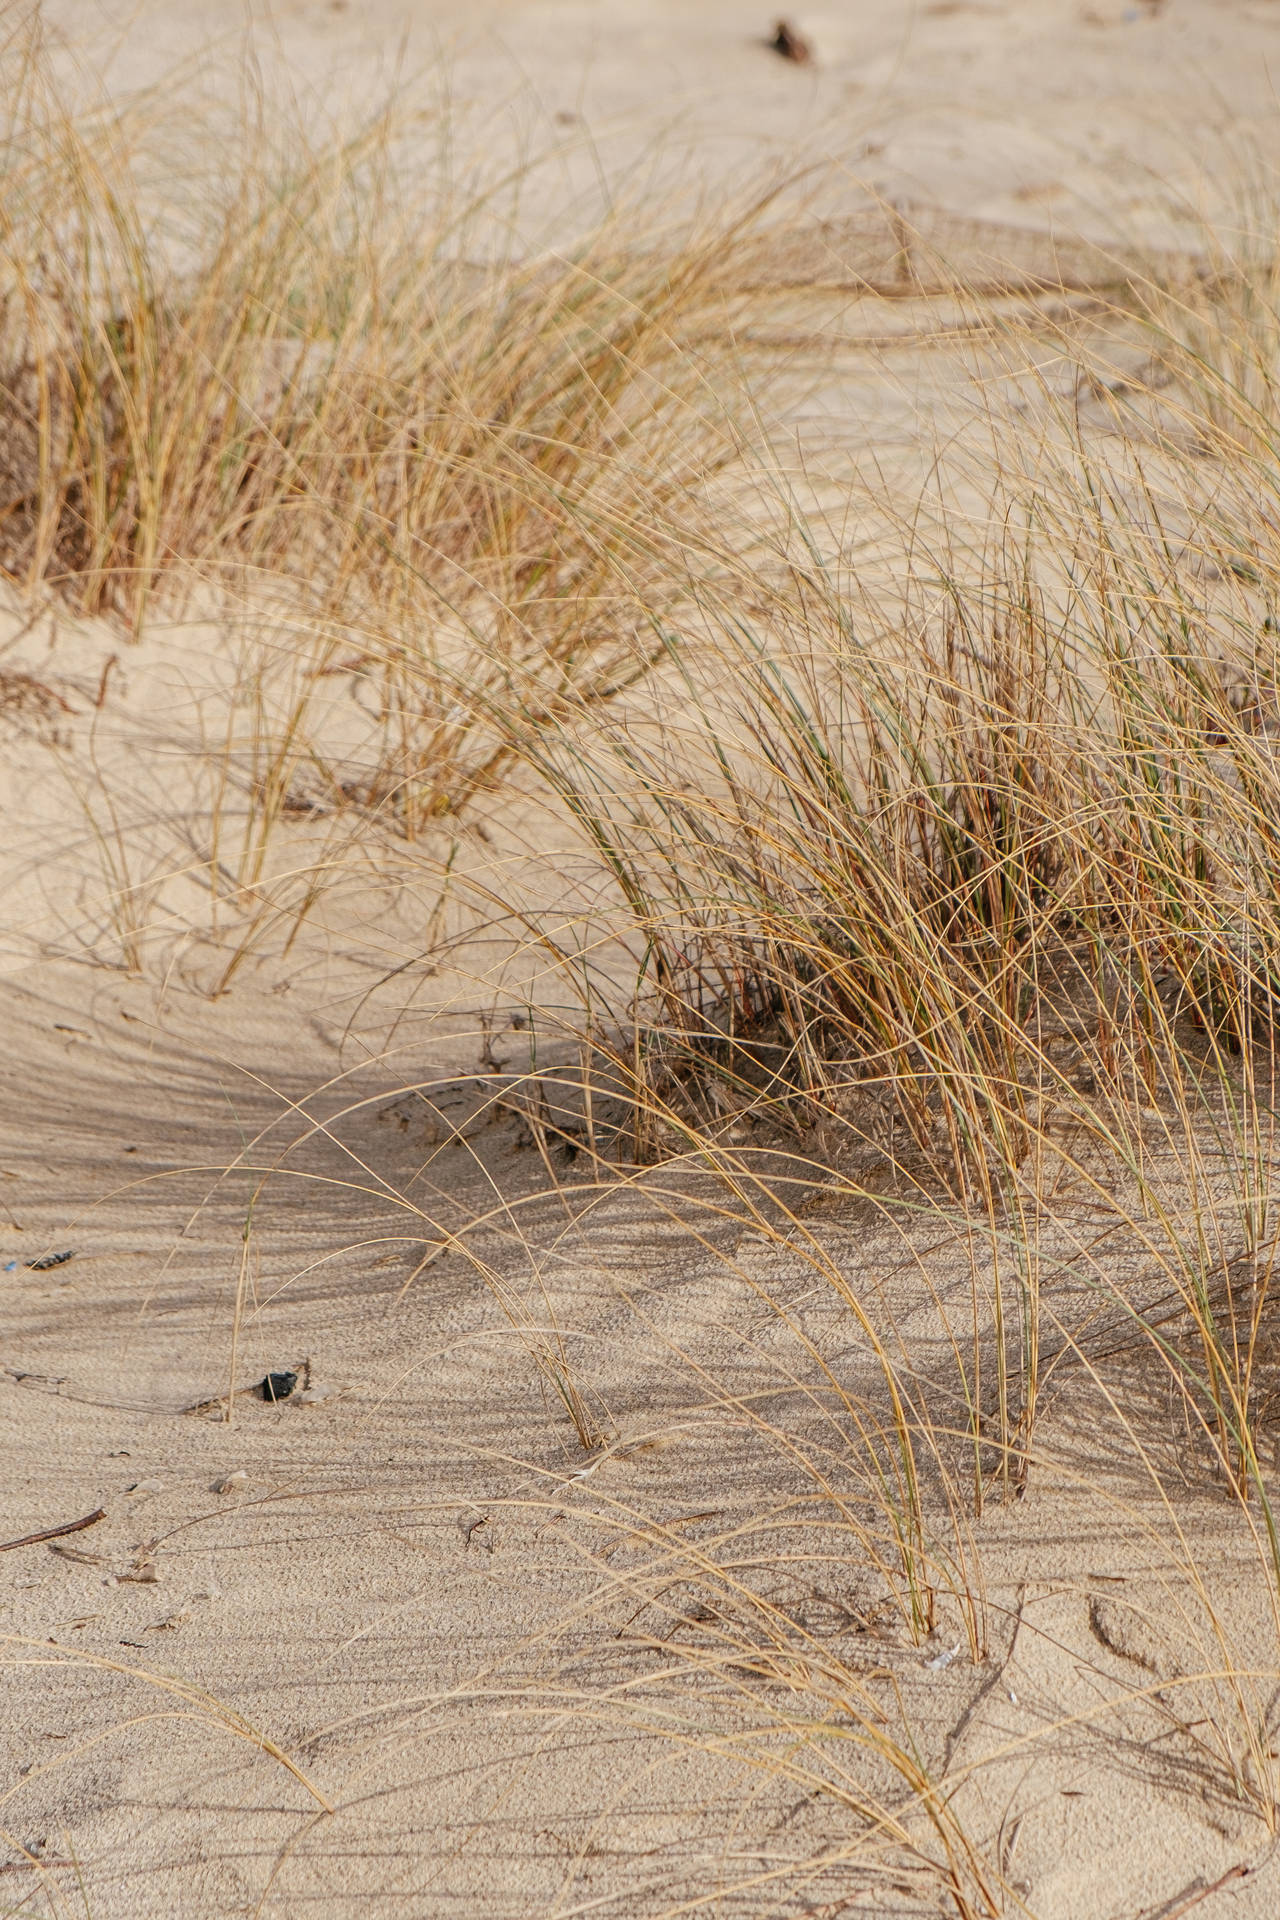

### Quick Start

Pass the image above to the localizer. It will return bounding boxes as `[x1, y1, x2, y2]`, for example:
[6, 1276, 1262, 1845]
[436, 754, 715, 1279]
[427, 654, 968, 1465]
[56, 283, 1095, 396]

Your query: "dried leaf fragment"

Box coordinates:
[770, 18, 812, 63]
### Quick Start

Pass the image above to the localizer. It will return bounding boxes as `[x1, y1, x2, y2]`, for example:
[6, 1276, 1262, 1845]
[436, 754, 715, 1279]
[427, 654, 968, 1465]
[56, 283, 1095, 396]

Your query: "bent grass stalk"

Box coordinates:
[0, 1636, 333, 1813]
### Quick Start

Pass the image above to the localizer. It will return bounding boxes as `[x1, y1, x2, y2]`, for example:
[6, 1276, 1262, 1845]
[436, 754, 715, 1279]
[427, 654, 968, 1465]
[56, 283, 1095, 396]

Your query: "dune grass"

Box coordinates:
[8, 13, 1280, 1914]
[0, 9, 770, 917]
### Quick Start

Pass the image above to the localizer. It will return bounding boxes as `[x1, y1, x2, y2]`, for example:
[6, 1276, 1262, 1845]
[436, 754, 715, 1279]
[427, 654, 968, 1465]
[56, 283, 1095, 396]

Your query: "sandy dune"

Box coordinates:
[6, 4, 1280, 1917]
[9, 940, 1279, 1917]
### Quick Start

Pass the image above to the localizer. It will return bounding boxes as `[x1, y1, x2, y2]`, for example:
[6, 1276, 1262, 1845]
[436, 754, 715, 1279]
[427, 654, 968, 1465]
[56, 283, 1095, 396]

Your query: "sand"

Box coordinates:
[6, 3, 1280, 1915]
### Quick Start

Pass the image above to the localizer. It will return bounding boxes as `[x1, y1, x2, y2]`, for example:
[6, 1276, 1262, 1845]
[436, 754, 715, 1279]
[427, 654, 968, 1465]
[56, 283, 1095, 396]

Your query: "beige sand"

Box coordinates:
[6, 5, 1280, 1916]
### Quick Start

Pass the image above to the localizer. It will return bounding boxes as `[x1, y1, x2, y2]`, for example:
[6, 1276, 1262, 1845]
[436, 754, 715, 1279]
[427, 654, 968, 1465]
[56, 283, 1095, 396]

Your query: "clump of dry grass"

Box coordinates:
[419, 200, 1280, 1875]
[494, 226, 1280, 1499]
[0, 10, 800, 989]
[0, 13, 769, 856]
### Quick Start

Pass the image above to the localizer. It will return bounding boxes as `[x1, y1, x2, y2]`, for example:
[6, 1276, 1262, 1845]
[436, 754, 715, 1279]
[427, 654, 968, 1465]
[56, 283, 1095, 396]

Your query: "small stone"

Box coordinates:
[212, 1471, 248, 1494]
[126, 1478, 163, 1495]
[148, 1609, 190, 1632]
[259, 1370, 298, 1403]
[118, 1553, 158, 1584]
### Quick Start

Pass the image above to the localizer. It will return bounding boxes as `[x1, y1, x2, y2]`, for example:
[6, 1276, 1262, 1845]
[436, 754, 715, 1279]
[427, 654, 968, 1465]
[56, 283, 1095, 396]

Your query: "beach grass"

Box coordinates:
[6, 14, 1280, 1910]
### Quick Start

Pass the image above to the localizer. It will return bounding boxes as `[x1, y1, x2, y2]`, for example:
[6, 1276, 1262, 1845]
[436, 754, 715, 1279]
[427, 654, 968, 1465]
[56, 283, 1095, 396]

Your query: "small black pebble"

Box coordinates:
[260, 1370, 298, 1403]
[27, 1251, 74, 1271]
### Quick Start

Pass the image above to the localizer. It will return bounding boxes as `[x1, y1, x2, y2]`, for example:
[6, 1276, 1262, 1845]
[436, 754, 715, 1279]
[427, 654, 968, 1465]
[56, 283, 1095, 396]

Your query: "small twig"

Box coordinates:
[0, 1507, 106, 1553]
[182, 1384, 256, 1418]
[1143, 1863, 1252, 1920]
[94, 651, 119, 709]
[460, 1511, 491, 1550]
